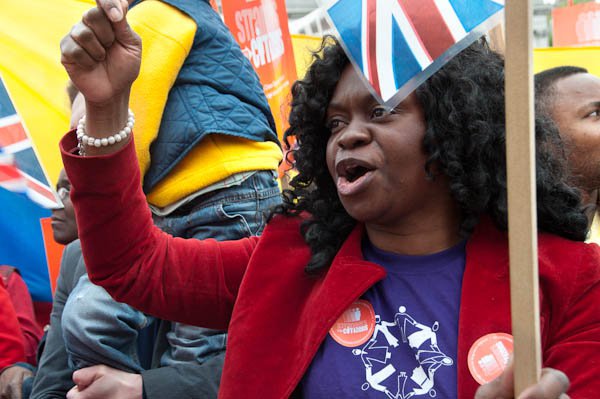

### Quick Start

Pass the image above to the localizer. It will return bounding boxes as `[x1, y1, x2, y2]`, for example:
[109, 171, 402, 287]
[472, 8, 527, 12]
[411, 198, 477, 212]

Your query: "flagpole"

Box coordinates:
[505, 0, 542, 395]
[488, 23, 505, 54]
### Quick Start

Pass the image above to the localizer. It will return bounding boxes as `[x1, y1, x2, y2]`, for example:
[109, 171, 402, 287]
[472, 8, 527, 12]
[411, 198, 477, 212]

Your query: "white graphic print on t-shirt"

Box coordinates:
[351, 306, 453, 398]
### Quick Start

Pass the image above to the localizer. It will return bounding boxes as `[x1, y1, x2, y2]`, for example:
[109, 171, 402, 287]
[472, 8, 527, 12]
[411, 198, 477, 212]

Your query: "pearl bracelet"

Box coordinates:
[76, 110, 135, 156]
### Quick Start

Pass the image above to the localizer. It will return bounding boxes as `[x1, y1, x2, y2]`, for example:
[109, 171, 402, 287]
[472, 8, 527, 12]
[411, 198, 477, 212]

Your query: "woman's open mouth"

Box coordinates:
[335, 158, 375, 196]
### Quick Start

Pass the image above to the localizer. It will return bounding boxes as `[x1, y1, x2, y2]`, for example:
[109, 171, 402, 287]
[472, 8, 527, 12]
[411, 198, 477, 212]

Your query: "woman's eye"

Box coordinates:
[327, 119, 344, 133]
[588, 110, 600, 118]
[371, 107, 390, 119]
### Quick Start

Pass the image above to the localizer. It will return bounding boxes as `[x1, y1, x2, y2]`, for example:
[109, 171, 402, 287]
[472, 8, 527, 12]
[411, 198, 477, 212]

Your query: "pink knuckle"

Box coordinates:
[60, 41, 77, 60]
[100, 35, 115, 49]
[59, 36, 70, 50]
[82, 9, 93, 22]
[72, 26, 94, 43]
[71, 48, 91, 65]
[72, 47, 85, 59]
[82, 7, 102, 22]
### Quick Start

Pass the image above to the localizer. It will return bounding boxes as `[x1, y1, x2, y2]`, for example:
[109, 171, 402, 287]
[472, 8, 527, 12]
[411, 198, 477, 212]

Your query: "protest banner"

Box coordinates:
[534, 46, 600, 75]
[291, 34, 323, 79]
[552, 2, 600, 47]
[40, 217, 64, 295]
[221, 0, 298, 144]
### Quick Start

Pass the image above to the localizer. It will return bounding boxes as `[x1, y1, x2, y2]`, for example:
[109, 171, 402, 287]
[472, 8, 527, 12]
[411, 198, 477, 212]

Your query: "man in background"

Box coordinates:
[535, 66, 600, 243]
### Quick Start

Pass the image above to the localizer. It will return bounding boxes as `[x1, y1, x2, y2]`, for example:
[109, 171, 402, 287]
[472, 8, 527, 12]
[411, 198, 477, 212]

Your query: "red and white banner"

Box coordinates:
[553, 2, 600, 47]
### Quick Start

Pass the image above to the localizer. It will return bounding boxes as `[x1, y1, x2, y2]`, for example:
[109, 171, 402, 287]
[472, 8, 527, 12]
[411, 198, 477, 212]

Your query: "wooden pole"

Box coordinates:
[505, 0, 542, 395]
[488, 23, 505, 54]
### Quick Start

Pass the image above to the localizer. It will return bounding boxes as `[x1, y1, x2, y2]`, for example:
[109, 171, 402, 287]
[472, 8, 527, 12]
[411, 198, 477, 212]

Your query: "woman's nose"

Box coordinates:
[337, 121, 371, 149]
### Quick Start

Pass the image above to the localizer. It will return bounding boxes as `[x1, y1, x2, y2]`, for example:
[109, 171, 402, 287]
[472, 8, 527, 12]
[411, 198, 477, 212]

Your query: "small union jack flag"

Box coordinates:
[323, 0, 504, 106]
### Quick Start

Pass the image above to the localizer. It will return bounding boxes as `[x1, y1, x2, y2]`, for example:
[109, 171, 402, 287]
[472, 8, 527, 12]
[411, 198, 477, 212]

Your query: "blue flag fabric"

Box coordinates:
[0, 186, 52, 302]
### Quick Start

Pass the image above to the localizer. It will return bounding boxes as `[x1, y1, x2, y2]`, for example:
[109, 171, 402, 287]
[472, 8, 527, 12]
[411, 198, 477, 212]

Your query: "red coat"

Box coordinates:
[1, 266, 43, 365]
[61, 133, 600, 398]
[0, 279, 25, 371]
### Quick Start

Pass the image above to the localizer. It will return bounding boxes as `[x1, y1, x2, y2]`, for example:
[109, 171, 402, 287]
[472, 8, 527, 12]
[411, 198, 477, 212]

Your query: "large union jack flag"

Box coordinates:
[0, 78, 57, 208]
[0, 76, 58, 304]
[324, 0, 504, 106]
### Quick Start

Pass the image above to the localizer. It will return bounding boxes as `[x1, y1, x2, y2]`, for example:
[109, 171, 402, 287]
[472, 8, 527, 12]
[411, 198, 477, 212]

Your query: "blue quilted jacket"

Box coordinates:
[135, 0, 279, 193]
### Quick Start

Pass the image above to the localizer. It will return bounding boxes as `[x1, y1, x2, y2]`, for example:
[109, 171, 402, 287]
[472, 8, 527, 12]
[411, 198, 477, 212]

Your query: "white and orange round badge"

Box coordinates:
[468, 332, 514, 385]
[329, 299, 376, 347]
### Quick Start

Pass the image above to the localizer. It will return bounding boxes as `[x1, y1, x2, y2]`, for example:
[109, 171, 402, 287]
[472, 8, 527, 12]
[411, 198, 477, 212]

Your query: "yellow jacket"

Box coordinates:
[128, 0, 281, 207]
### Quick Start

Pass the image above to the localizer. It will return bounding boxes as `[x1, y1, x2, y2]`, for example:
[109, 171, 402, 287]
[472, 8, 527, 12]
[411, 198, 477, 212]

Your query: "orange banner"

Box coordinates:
[40, 217, 64, 295]
[221, 0, 297, 143]
[552, 2, 600, 47]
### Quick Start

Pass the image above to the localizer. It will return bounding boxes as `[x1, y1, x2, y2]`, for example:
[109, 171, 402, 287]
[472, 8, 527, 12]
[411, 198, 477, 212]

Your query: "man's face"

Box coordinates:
[50, 169, 78, 245]
[551, 73, 600, 194]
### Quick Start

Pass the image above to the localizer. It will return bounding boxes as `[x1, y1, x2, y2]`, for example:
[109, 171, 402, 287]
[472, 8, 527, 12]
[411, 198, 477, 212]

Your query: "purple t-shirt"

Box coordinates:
[302, 238, 466, 398]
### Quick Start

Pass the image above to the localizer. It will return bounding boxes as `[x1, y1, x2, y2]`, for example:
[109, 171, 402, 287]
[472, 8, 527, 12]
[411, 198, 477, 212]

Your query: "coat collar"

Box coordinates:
[243, 215, 513, 398]
[286, 222, 387, 396]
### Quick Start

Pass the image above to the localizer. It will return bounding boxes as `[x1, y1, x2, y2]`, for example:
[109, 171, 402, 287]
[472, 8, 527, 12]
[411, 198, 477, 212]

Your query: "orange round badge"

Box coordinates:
[329, 299, 376, 347]
[468, 333, 514, 385]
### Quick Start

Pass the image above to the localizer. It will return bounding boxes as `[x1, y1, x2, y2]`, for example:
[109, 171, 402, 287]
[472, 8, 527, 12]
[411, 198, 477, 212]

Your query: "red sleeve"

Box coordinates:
[60, 131, 255, 330]
[0, 281, 25, 370]
[5, 273, 43, 365]
[542, 243, 600, 398]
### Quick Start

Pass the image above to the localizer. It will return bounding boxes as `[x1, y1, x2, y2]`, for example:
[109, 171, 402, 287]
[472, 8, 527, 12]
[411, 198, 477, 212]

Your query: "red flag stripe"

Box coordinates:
[399, 0, 456, 60]
[0, 164, 22, 181]
[0, 122, 28, 148]
[366, 0, 381, 96]
[0, 164, 56, 205]
[25, 177, 56, 203]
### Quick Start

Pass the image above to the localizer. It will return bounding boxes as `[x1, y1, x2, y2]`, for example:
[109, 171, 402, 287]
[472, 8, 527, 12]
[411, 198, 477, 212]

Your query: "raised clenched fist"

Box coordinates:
[60, 0, 141, 107]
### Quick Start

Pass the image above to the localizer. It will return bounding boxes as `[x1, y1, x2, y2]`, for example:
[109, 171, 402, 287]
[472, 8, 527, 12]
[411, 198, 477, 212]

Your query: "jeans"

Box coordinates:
[62, 274, 152, 372]
[61, 170, 281, 371]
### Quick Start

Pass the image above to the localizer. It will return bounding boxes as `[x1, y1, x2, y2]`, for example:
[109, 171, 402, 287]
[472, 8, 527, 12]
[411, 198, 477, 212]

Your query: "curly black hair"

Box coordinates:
[273, 37, 588, 274]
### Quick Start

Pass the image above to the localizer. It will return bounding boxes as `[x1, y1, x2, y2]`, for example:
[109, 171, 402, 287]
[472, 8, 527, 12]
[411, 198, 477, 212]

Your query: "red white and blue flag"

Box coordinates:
[0, 79, 57, 208]
[0, 77, 57, 304]
[323, 0, 504, 106]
